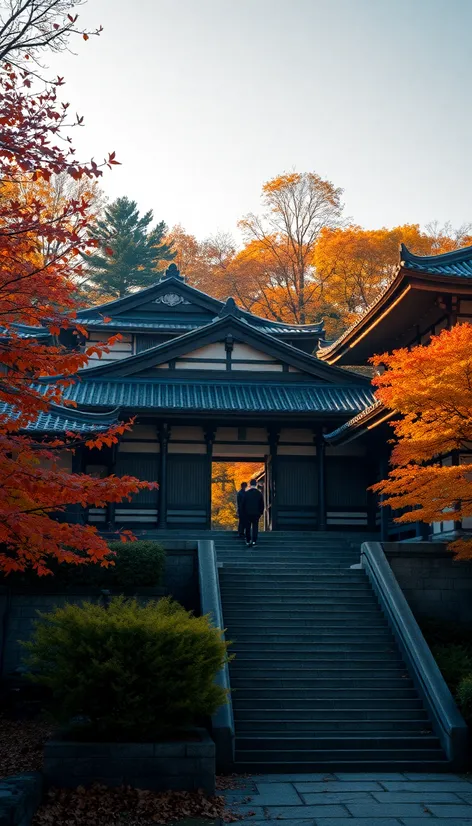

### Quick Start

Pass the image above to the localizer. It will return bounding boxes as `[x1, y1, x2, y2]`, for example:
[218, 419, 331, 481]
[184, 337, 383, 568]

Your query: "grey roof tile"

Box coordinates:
[36, 380, 375, 415]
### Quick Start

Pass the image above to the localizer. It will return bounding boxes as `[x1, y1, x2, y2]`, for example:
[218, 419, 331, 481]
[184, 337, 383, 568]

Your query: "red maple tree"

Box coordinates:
[0, 14, 153, 575]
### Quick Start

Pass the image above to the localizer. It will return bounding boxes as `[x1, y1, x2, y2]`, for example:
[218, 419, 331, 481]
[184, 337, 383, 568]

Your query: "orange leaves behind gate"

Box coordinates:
[371, 323, 472, 559]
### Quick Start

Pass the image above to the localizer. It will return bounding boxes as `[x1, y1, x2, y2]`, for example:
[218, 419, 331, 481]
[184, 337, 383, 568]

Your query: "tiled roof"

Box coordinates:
[0, 323, 50, 340]
[76, 315, 323, 336]
[324, 399, 383, 443]
[319, 243, 472, 359]
[78, 317, 199, 332]
[36, 380, 375, 415]
[401, 243, 472, 277]
[0, 403, 119, 433]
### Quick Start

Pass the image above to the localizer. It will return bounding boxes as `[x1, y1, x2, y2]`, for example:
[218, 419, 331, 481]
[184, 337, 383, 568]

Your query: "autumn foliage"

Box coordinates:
[372, 324, 472, 559]
[0, 60, 152, 574]
[169, 176, 471, 340]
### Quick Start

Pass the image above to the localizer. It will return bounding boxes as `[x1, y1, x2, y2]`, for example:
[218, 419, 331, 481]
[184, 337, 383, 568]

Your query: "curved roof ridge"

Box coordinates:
[318, 280, 395, 357]
[401, 242, 472, 267]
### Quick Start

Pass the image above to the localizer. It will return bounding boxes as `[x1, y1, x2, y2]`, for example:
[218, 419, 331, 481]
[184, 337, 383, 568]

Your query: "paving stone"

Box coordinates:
[263, 805, 348, 819]
[346, 802, 433, 817]
[224, 805, 265, 818]
[233, 784, 303, 805]
[333, 773, 407, 781]
[315, 820, 402, 826]
[295, 782, 383, 793]
[300, 792, 373, 805]
[381, 782, 472, 792]
[401, 821, 472, 826]
[232, 822, 313, 826]
[223, 791, 262, 803]
[402, 774, 468, 782]
[252, 774, 336, 783]
[427, 804, 472, 819]
[372, 792, 461, 803]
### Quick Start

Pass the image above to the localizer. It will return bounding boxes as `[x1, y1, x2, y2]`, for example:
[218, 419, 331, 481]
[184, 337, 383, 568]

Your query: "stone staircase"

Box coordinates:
[216, 531, 448, 772]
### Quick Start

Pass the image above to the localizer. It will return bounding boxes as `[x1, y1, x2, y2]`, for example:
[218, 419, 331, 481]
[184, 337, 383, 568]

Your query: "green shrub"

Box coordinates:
[3, 540, 165, 589]
[457, 675, 472, 724]
[23, 596, 228, 740]
[432, 644, 472, 693]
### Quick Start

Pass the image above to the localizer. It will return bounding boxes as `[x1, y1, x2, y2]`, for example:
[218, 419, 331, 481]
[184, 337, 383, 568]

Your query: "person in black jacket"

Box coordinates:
[236, 481, 247, 538]
[241, 478, 264, 547]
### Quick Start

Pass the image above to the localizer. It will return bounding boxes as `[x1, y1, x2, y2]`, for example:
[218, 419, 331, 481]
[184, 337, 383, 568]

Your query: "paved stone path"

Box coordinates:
[222, 772, 472, 825]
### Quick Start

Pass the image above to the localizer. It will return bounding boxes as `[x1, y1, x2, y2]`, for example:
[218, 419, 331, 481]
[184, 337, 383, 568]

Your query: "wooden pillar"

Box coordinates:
[204, 427, 216, 529]
[415, 520, 429, 540]
[106, 443, 117, 531]
[268, 428, 279, 531]
[379, 455, 391, 543]
[71, 447, 85, 525]
[316, 429, 327, 531]
[158, 423, 171, 529]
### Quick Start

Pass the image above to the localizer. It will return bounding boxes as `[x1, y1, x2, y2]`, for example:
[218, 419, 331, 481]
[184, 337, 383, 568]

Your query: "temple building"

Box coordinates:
[16, 244, 472, 536]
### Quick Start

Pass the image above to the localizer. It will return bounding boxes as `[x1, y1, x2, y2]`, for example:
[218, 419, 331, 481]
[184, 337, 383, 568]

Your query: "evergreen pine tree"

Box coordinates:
[85, 197, 175, 297]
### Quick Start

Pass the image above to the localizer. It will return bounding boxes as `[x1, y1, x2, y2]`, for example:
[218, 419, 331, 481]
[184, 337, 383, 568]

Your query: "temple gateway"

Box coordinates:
[26, 244, 472, 538]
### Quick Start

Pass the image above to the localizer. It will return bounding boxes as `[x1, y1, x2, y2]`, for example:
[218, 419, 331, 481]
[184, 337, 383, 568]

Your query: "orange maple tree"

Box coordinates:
[0, 56, 153, 573]
[371, 323, 472, 559]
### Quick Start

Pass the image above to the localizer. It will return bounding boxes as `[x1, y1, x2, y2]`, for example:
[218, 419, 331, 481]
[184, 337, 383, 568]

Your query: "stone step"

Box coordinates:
[232, 758, 449, 772]
[230, 676, 414, 689]
[219, 563, 361, 570]
[229, 661, 407, 674]
[219, 583, 372, 593]
[234, 703, 428, 716]
[235, 720, 432, 733]
[232, 697, 424, 709]
[225, 620, 390, 630]
[227, 629, 393, 639]
[231, 643, 398, 654]
[222, 596, 379, 605]
[231, 686, 417, 700]
[234, 747, 445, 764]
[223, 607, 383, 616]
[219, 568, 366, 575]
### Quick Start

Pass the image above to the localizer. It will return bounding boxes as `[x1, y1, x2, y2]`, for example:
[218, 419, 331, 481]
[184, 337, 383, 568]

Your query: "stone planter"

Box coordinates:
[43, 728, 215, 794]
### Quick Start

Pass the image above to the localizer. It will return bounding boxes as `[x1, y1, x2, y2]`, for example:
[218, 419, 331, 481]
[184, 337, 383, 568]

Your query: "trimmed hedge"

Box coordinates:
[421, 620, 472, 726]
[24, 596, 229, 740]
[2, 541, 165, 589]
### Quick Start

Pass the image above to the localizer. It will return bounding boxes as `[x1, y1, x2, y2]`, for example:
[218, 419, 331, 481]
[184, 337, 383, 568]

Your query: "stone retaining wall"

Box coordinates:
[0, 547, 198, 679]
[384, 542, 472, 624]
[43, 730, 215, 794]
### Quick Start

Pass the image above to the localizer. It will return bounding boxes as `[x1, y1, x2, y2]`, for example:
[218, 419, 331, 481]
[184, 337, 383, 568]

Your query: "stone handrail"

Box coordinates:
[197, 539, 235, 771]
[361, 541, 468, 769]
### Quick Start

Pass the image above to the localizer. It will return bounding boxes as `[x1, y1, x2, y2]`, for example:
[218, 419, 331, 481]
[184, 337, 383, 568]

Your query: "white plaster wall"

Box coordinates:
[213, 443, 266, 458]
[232, 341, 276, 361]
[176, 360, 222, 370]
[233, 362, 283, 372]
[183, 342, 225, 359]
[84, 331, 133, 367]
[280, 428, 313, 443]
[278, 445, 316, 455]
[122, 424, 158, 441]
[171, 426, 205, 441]
[168, 443, 205, 454]
[119, 441, 159, 454]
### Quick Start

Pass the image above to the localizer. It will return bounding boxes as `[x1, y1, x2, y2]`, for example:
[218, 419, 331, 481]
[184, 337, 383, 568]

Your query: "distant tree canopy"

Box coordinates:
[85, 197, 175, 297]
[86, 175, 471, 338]
[168, 173, 471, 341]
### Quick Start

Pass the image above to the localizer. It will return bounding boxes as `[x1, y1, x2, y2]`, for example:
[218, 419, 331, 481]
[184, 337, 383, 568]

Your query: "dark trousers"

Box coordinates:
[238, 516, 245, 537]
[245, 515, 260, 544]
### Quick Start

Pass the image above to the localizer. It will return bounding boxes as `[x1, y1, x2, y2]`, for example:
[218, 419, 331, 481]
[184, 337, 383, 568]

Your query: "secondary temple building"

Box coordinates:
[20, 244, 472, 537]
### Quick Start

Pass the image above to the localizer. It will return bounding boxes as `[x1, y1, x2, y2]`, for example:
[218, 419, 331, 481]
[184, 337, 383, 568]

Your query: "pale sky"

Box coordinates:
[49, 0, 472, 242]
